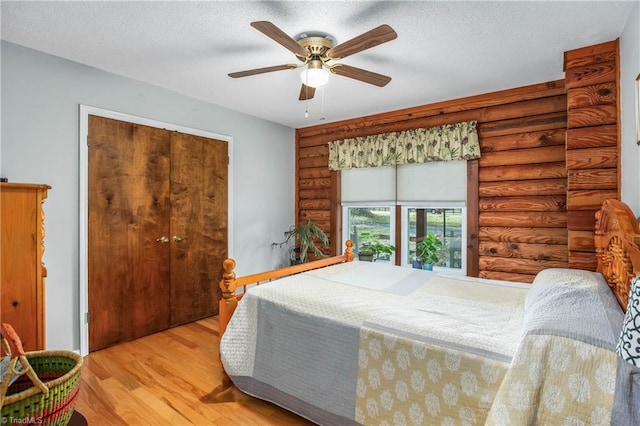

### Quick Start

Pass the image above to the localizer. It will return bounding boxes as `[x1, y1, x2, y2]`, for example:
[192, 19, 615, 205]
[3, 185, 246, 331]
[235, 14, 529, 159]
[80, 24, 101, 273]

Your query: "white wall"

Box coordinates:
[1, 41, 295, 351]
[620, 2, 640, 214]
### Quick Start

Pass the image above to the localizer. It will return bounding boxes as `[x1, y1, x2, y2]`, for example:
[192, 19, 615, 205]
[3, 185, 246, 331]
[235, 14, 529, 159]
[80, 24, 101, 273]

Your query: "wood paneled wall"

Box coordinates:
[296, 81, 568, 280]
[564, 40, 620, 271]
[476, 102, 569, 282]
[294, 39, 620, 282]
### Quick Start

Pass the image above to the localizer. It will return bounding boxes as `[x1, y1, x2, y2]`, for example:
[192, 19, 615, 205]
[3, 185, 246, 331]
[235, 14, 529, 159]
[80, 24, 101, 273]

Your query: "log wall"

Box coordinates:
[564, 40, 620, 271]
[294, 39, 620, 282]
[296, 81, 568, 281]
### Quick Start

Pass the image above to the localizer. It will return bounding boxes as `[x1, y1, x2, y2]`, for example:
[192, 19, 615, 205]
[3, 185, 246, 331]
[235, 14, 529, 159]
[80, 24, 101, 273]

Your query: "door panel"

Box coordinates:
[170, 132, 228, 325]
[88, 115, 171, 351]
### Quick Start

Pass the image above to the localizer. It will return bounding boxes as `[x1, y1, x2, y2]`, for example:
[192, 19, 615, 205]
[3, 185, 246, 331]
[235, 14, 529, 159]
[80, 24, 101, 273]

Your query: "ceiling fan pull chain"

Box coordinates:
[305, 72, 310, 118]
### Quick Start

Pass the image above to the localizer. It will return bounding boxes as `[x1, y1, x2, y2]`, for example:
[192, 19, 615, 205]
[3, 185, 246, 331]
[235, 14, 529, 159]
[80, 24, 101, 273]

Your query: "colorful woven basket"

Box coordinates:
[1, 324, 82, 426]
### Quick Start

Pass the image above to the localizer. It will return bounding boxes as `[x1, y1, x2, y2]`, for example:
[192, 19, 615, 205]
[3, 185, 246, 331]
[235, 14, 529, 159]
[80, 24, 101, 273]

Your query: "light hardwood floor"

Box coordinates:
[74, 317, 314, 425]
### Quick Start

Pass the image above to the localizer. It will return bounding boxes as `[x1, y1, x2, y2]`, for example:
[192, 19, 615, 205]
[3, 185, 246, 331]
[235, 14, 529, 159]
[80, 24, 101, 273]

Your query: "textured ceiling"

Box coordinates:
[1, 1, 635, 129]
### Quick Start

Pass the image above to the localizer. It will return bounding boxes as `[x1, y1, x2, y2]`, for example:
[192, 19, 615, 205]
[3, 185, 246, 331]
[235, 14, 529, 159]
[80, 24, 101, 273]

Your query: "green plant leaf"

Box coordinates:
[294, 220, 329, 263]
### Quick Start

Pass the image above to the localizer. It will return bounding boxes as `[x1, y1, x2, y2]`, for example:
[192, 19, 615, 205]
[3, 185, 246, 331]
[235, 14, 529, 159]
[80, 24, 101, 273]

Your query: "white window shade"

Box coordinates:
[341, 165, 396, 202]
[397, 161, 466, 202]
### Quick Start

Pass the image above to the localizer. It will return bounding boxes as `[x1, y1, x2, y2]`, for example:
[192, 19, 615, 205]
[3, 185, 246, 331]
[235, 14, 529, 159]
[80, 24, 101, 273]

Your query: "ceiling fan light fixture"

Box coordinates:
[300, 60, 329, 88]
[230, 21, 396, 101]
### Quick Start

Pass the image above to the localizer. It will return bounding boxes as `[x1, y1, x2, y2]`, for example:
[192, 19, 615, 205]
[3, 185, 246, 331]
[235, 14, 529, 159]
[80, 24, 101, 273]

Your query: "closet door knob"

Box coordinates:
[173, 235, 187, 242]
[156, 236, 169, 243]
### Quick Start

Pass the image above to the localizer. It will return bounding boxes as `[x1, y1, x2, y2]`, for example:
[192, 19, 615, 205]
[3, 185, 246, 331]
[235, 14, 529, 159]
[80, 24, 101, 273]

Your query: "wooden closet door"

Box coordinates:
[169, 132, 228, 325]
[88, 115, 172, 351]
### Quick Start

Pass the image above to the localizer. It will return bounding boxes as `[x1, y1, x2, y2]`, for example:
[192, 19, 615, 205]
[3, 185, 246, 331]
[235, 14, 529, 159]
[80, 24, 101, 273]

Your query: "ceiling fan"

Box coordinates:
[228, 21, 397, 101]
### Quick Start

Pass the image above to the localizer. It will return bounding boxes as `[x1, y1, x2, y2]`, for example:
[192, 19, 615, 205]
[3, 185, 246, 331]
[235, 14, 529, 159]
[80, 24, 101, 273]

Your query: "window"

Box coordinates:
[343, 205, 395, 262]
[340, 161, 466, 272]
[401, 205, 466, 273]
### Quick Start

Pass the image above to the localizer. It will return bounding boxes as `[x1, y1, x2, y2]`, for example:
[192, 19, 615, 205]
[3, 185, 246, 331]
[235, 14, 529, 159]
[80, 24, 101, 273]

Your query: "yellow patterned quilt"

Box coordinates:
[356, 326, 512, 424]
[487, 335, 616, 425]
[353, 268, 633, 425]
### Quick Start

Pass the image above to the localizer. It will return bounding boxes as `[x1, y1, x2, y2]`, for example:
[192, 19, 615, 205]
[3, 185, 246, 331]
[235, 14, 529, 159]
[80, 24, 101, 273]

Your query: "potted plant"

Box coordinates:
[358, 232, 395, 262]
[357, 244, 375, 262]
[272, 220, 329, 264]
[411, 257, 423, 269]
[416, 232, 443, 270]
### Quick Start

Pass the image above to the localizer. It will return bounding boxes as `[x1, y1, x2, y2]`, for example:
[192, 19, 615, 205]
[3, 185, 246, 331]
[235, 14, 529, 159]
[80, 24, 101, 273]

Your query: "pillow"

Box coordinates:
[525, 268, 604, 310]
[522, 268, 624, 348]
[617, 276, 640, 366]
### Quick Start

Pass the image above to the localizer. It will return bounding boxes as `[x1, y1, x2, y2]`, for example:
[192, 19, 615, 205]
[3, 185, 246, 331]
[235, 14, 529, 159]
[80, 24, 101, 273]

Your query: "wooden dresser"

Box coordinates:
[1, 182, 50, 351]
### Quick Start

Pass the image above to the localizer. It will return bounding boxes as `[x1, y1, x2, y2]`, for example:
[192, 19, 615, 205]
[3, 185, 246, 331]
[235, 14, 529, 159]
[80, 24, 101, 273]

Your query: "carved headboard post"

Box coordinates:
[594, 199, 640, 311]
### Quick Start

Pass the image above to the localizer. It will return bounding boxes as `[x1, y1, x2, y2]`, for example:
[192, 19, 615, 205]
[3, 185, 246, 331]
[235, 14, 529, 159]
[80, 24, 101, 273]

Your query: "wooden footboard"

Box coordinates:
[218, 240, 354, 359]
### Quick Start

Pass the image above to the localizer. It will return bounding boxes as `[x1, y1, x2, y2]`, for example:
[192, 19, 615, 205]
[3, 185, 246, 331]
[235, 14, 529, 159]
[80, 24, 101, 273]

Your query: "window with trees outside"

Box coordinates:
[340, 161, 467, 273]
[343, 205, 395, 263]
[401, 206, 465, 272]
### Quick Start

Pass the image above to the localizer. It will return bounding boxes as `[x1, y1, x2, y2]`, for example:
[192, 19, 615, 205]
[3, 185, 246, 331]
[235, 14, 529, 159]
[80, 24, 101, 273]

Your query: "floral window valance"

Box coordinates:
[328, 121, 480, 170]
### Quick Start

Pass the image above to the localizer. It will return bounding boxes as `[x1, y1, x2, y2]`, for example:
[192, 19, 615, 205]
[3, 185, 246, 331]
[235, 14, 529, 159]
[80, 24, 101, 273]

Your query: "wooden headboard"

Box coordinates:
[595, 199, 640, 312]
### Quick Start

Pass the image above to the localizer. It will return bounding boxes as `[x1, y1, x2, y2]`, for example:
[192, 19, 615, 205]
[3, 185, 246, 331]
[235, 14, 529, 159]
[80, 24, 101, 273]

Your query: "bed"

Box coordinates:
[218, 199, 640, 425]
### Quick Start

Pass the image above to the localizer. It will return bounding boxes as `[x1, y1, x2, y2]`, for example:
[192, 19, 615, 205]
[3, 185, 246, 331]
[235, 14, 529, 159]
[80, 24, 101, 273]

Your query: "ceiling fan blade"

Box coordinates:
[251, 21, 309, 59]
[299, 84, 316, 101]
[228, 64, 297, 78]
[326, 24, 397, 60]
[331, 64, 391, 87]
